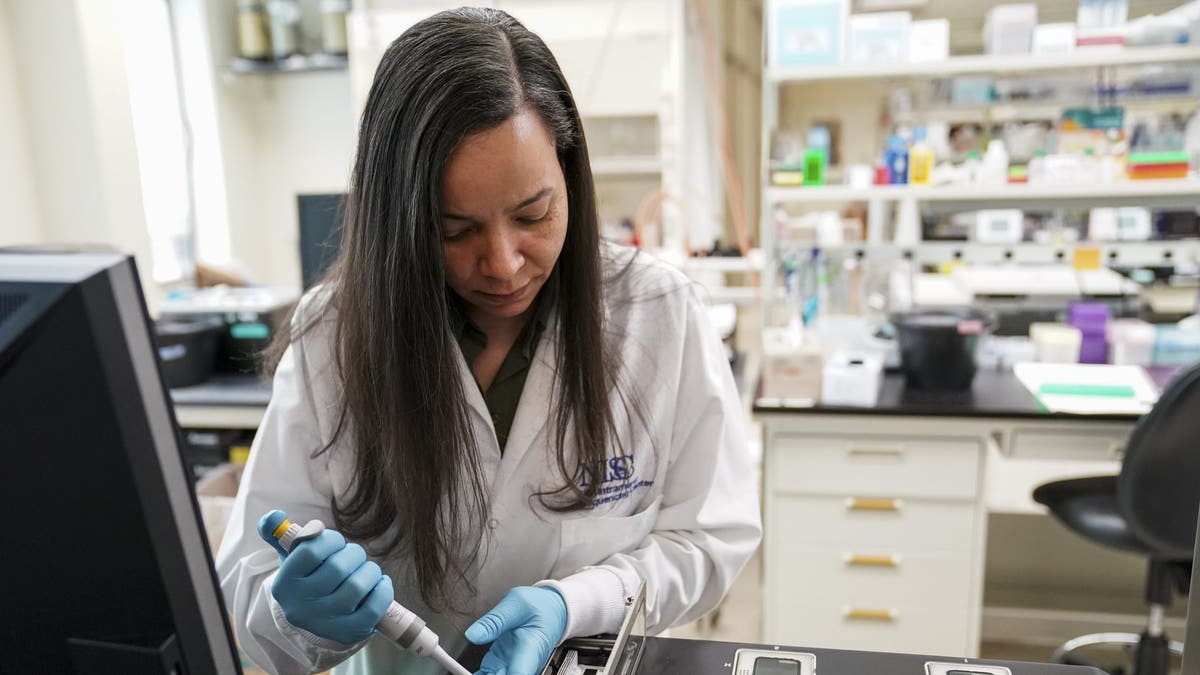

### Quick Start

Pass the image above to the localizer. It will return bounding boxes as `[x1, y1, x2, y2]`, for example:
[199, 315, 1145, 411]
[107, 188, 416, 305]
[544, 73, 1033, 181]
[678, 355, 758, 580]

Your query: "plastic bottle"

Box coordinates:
[977, 139, 1009, 186]
[885, 135, 909, 185]
[908, 127, 934, 185]
[1185, 111, 1200, 175]
[1028, 149, 1046, 185]
[962, 150, 983, 185]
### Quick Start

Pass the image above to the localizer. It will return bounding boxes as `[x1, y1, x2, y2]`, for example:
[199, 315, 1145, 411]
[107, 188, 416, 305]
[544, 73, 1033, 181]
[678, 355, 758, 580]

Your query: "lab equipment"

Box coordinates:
[761, 327, 823, 403]
[976, 139, 1010, 187]
[768, 0, 849, 67]
[1126, 152, 1190, 180]
[847, 11, 910, 64]
[802, 148, 826, 186]
[466, 586, 568, 675]
[1153, 325, 1200, 366]
[1107, 318, 1156, 366]
[884, 134, 909, 185]
[983, 4, 1038, 55]
[260, 512, 473, 675]
[320, 0, 349, 55]
[907, 19, 949, 62]
[820, 350, 884, 407]
[907, 127, 933, 185]
[160, 285, 297, 376]
[266, 0, 301, 60]
[298, 192, 347, 290]
[1034, 22, 1077, 54]
[154, 316, 225, 388]
[0, 251, 240, 673]
[1067, 302, 1111, 364]
[236, 0, 271, 60]
[974, 209, 1024, 244]
[1115, 207, 1152, 241]
[1031, 323, 1083, 363]
[540, 578, 1104, 675]
[892, 307, 995, 391]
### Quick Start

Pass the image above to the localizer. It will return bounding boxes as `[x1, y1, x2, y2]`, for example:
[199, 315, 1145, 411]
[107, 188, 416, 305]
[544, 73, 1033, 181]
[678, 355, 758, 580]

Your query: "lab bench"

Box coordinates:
[753, 368, 1167, 658]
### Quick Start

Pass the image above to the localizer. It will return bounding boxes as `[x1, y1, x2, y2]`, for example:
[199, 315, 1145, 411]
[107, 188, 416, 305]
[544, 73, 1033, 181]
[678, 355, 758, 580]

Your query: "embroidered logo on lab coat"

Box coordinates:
[577, 454, 654, 507]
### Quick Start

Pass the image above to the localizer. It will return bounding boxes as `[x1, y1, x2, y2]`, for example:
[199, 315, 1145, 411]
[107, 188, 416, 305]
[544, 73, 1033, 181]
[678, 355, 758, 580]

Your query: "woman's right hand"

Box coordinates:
[257, 517, 394, 645]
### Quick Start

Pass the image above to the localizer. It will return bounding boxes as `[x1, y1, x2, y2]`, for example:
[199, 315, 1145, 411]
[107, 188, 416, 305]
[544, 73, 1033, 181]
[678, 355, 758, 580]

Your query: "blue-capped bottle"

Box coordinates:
[885, 134, 909, 185]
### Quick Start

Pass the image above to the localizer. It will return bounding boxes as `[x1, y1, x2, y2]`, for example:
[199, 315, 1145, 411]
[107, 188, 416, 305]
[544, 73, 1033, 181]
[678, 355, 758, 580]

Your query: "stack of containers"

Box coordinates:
[1068, 302, 1111, 364]
[1107, 319, 1156, 366]
[1030, 323, 1082, 363]
[1153, 325, 1200, 366]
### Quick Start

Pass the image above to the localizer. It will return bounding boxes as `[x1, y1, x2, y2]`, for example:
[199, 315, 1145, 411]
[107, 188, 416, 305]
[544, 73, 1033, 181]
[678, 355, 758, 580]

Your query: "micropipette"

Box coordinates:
[268, 515, 473, 675]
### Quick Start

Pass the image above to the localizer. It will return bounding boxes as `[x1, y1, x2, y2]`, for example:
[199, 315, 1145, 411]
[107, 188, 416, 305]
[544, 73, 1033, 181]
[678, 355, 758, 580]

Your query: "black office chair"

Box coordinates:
[1033, 362, 1200, 675]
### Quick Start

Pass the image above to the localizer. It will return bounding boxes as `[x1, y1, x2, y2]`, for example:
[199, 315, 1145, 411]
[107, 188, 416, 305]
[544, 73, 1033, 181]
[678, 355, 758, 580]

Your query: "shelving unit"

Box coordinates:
[227, 53, 348, 74]
[768, 44, 1200, 83]
[812, 240, 1200, 268]
[766, 179, 1200, 210]
[759, 44, 1200, 306]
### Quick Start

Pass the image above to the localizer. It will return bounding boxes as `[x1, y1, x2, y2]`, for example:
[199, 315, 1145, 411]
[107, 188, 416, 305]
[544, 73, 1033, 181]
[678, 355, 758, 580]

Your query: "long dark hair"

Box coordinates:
[266, 7, 626, 611]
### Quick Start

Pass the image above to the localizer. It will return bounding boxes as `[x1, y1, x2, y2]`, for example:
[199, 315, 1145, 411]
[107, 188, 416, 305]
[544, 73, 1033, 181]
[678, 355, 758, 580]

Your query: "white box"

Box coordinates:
[908, 19, 949, 63]
[1034, 22, 1077, 54]
[983, 4, 1037, 55]
[1115, 207, 1152, 241]
[1088, 208, 1118, 241]
[973, 209, 1025, 244]
[848, 11, 910, 64]
[761, 327, 823, 403]
[769, 0, 850, 68]
[820, 351, 884, 407]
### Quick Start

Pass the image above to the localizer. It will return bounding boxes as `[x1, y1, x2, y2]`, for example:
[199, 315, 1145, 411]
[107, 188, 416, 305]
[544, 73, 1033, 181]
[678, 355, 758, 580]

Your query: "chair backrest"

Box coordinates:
[1119, 362, 1200, 560]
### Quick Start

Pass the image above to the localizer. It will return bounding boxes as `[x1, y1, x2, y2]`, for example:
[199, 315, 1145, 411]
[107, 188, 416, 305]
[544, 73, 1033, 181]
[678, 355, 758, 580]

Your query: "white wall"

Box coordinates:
[2, 0, 154, 305]
[0, 1, 42, 247]
[180, 0, 356, 290]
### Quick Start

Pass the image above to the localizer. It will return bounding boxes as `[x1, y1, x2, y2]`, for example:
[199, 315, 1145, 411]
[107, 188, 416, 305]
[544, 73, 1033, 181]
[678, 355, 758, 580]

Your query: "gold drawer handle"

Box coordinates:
[843, 607, 899, 622]
[845, 497, 904, 512]
[846, 445, 904, 460]
[844, 553, 901, 568]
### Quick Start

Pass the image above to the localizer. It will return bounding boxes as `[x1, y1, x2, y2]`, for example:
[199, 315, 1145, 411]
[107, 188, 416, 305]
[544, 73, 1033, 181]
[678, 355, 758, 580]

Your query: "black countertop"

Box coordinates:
[754, 368, 1147, 421]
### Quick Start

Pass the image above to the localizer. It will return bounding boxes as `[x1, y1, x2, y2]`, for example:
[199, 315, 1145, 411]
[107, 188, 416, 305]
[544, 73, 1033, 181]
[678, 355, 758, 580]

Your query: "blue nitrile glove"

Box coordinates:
[256, 510, 394, 645]
[466, 586, 568, 675]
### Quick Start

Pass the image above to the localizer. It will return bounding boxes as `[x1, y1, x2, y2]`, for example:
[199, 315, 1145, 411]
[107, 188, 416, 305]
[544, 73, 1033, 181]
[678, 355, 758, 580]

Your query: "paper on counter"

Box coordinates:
[1013, 362, 1160, 415]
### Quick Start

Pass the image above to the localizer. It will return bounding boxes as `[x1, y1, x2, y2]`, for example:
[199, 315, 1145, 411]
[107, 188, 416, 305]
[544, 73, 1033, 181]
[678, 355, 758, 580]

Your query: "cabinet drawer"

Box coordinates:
[766, 601, 973, 657]
[770, 434, 981, 500]
[766, 546, 973, 612]
[1008, 427, 1130, 461]
[768, 493, 978, 551]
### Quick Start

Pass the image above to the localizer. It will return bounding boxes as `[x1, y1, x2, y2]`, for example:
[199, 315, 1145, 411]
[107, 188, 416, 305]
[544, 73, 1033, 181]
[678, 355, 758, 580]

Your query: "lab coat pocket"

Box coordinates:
[554, 495, 663, 576]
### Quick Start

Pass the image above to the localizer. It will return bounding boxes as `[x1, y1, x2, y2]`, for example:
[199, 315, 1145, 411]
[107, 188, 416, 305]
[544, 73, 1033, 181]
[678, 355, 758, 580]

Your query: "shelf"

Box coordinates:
[791, 240, 1200, 267]
[766, 179, 1200, 210]
[590, 156, 662, 176]
[768, 45, 1200, 84]
[228, 53, 348, 74]
[896, 98, 1198, 125]
[680, 252, 766, 272]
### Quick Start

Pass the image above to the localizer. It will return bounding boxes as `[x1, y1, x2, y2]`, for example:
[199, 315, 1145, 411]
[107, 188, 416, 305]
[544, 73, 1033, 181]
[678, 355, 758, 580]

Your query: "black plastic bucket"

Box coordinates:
[892, 307, 996, 391]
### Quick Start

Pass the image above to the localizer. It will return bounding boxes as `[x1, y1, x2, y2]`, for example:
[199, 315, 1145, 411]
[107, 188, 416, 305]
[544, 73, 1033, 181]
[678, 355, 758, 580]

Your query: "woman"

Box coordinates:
[216, 7, 761, 675]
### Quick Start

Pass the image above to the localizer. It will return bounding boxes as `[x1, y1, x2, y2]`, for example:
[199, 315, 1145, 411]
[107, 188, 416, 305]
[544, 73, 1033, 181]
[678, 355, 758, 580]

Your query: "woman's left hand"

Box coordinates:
[466, 586, 568, 675]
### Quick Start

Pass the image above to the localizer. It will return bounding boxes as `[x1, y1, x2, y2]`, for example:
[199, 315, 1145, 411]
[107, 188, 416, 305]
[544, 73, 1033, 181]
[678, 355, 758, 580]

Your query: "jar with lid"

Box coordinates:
[266, 0, 302, 61]
[320, 0, 350, 55]
[236, 0, 271, 61]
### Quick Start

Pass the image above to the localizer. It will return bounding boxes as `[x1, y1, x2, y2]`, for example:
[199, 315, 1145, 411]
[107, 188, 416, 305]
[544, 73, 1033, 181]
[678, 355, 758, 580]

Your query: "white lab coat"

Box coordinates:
[216, 244, 762, 675]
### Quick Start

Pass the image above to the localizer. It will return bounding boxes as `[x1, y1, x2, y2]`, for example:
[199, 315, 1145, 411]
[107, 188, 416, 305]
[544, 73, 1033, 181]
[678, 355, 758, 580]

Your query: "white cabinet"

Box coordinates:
[762, 419, 987, 656]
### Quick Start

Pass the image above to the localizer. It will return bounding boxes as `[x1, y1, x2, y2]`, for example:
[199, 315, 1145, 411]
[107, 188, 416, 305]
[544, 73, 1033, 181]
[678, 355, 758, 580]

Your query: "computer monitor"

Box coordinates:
[0, 251, 241, 674]
[297, 193, 346, 291]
